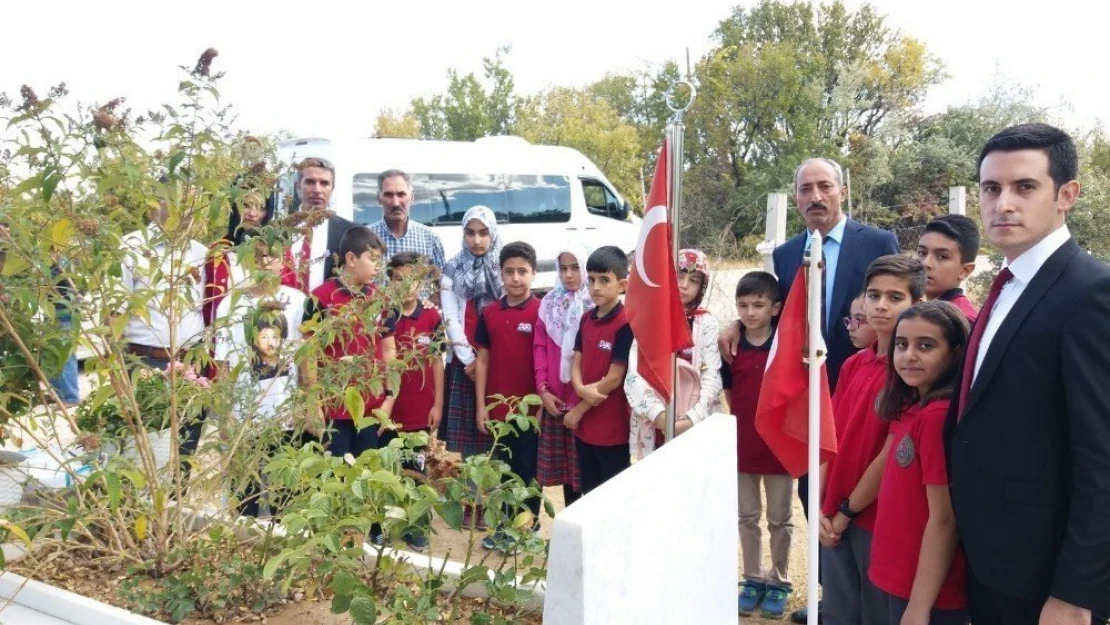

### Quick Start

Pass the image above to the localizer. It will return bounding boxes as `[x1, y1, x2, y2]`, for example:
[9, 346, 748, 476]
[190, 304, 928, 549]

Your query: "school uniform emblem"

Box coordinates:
[895, 434, 915, 468]
[517, 322, 534, 334]
[598, 340, 613, 352]
[416, 334, 432, 347]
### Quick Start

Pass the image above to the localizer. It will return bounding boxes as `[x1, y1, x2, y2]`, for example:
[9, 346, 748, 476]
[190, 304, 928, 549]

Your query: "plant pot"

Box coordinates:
[122, 429, 173, 473]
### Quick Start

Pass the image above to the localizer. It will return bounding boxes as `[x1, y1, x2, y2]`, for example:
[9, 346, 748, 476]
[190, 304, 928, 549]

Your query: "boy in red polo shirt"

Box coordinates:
[720, 271, 793, 619]
[818, 255, 925, 625]
[916, 214, 979, 324]
[563, 246, 633, 495]
[378, 251, 444, 552]
[301, 226, 397, 458]
[474, 241, 542, 550]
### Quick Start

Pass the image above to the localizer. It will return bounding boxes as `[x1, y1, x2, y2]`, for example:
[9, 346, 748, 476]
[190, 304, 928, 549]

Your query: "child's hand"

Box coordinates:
[428, 405, 442, 430]
[899, 604, 931, 625]
[476, 406, 490, 435]
[377, 398, 396, 434]
[464, 361, 477, 381]
[541, 392, 566, 416]
[563, 405, 584, 430]
[579, 383, 607, 405]
[674, 415, 692, 435]
[819, 516, 841, 547]
[831, 510, 852, 536]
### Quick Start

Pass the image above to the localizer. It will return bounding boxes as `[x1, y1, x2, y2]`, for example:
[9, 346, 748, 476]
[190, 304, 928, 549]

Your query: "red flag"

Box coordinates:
[626, 139, 693, 402]
[754, 266, 838, 478]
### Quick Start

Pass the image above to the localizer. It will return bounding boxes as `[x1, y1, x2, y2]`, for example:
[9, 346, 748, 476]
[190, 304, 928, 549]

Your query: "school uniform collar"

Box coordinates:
[499, 294, 535, 309]
[591, 301, 625, 321]
[333, 276, 373, 297]
[401, 302, 424, 320]
[938, 287, 965, 301]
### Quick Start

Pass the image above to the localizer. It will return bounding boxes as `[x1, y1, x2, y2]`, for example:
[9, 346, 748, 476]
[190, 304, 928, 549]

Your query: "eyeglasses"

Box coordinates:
[842, 316, 868, 330]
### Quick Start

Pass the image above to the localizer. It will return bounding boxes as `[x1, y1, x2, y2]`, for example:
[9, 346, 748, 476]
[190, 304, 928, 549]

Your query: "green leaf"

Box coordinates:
[41, 169, 60, 203]
[262, 549, 291, 579]
[344, 387, 364, 422]
[1, 255, 30, 277]
[104, 472, 122, 510]
[437, 501, 464, 530]
[511, 511, 532, 529]
[322, 533, 340, 554]
[328, 569, 360, 597]
[330, 592, 352, 615]
[167, 151, 186, 174]
[351, 479, 365, 500]
[133, 515, 148, 541]
[348, 596, 378, 625]
[50, 218, 75, 248]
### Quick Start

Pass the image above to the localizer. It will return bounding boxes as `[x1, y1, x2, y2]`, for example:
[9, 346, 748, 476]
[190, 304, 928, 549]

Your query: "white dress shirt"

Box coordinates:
[973, 225, 1071, 382]
[120, 227, 207, 350]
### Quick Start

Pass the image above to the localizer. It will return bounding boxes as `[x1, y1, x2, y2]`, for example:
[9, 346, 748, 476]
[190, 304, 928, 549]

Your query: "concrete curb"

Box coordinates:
[0, 571, 166, 625]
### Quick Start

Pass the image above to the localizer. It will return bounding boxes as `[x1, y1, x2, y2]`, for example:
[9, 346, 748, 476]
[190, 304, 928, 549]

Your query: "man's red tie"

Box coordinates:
[957, 267, 1013, 420]
[297, 229, 313, 294]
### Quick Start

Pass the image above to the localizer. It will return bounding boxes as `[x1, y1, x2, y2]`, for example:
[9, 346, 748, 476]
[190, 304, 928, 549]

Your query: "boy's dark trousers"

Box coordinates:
[324, 419, 379, 458]
[492, 420, 541, 521]
[574, 439, 630, 495]
[237, 430, 316, 518]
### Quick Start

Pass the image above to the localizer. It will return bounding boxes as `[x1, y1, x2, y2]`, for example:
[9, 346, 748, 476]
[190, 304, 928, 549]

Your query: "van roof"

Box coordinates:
[279, 137, 609, 179]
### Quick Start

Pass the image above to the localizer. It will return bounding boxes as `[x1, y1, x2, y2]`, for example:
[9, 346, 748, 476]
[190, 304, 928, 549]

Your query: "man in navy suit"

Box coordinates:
[721, 157, 898, 623]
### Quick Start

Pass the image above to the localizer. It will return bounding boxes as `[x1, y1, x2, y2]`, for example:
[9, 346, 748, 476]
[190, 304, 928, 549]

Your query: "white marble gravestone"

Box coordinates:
[544, 413, 739, 624]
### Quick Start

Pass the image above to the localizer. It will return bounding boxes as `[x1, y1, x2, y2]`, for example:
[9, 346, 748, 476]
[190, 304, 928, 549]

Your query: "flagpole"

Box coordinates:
[806, 232, 825, 625]
[664, 80, 695, 443]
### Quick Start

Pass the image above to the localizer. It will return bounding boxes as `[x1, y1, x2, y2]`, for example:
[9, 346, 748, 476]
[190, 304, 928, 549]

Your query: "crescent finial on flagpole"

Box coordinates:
[665, 80, 696, 115]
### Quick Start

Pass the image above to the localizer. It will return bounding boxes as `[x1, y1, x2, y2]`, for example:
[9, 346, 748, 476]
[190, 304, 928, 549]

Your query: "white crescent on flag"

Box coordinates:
[635, 204, 668, 288]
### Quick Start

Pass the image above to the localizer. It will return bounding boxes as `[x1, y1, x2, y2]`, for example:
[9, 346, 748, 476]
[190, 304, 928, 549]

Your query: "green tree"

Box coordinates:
[516, 87, 644, 207]
[407, 47, 516, 141]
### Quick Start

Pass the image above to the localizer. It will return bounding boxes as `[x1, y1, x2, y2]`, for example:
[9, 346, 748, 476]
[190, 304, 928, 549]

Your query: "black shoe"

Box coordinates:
[790, 602, 821, 624]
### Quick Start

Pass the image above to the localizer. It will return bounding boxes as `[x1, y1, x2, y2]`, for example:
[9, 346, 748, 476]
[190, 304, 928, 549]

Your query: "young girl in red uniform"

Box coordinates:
[871, 301, 970, 625]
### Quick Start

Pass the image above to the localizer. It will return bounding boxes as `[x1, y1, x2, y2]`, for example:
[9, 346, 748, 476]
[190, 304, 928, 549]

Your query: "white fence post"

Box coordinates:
[948, 186, 967, 216]
[756, 193, 788, 274]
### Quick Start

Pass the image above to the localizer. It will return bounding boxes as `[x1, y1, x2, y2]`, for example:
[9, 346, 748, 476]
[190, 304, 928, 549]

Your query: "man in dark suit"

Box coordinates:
[721, 157, 898, 623]
[946, 123, 1110, 625]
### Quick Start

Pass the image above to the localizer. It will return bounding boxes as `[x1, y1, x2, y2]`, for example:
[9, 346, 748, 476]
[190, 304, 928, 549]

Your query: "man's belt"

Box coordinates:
[126, 343, 185, 361]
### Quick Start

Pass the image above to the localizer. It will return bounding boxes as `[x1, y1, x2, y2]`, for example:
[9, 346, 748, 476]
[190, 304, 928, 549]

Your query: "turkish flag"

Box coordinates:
[754, 266, 838, 478]
[626, 139, 693, 403]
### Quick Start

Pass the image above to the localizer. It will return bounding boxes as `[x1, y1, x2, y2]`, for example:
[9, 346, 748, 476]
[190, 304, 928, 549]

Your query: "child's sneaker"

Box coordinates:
[760, 586, 791, 619]
[404, 531, 428, 553]
[481, 531, 515, 552]
[737, 580, 767, 616]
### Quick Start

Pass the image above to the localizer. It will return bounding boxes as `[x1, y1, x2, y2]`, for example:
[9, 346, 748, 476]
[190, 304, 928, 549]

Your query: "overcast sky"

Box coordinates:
[4, 0, 1105, 140]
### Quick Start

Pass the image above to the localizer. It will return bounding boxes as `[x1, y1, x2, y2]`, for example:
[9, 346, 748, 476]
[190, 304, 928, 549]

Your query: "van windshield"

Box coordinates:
[352, 173, 571, 226]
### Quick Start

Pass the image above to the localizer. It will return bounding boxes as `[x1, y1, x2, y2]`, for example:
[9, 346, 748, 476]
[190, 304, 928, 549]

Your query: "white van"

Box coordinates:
[277, 136, 640, 290]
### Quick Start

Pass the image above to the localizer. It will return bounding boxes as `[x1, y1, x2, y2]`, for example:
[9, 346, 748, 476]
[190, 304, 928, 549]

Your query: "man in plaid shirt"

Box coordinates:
[368, 169, 447, 276]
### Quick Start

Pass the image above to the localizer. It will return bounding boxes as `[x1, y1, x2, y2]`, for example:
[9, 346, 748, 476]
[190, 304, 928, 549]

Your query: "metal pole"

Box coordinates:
[806, 232, 824, 625]
[664, 80, 695, 443]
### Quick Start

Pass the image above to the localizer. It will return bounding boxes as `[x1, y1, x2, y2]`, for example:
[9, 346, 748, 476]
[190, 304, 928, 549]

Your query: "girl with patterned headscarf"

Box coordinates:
[533, 241, 593, 506]
[624, 248, 724, 459]
[439, 207, 504, 525]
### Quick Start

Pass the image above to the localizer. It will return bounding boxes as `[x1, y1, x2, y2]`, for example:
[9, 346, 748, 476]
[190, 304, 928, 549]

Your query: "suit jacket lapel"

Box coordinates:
[964, 240, 1080, 415]
[826, 220, 859, 324]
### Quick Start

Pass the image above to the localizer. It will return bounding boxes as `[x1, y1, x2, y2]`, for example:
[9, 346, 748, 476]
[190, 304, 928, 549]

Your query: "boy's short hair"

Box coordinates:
[338, 226, 386, 266]
[499, 241, 537, 270]
[923, 214, 980, 263]
[735, 271, 779, 302]
[386, 251, 425, 279]
[586, 245, 629, 279]
[864, 254, 926, 300]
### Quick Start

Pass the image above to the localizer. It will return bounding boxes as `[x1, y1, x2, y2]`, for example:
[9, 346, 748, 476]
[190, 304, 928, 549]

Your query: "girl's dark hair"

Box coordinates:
[225, 178, 277, 245]
[877, 301, 970, 421]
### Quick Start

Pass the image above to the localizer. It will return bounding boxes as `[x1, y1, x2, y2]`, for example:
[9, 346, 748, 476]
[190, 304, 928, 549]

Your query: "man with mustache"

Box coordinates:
[720, 157, 898, 623]
[367, 169, 447, 293]
[945, 124, 1110, 625]
[289, 157, 355, 292]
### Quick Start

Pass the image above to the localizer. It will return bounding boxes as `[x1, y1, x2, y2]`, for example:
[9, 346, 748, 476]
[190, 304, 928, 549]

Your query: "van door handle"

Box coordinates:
[584, 227, 597, 230]
[565, 227, 578, 231]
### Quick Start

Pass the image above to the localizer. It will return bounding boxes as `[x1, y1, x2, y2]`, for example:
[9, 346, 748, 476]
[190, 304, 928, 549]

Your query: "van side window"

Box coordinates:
[353, 173, 571, 225]
[581, 179, 624, 220]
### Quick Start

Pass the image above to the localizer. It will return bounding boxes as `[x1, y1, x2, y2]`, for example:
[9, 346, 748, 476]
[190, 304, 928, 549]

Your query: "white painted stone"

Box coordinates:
[0, 571, 166, 624]
[543, 413, 739, 624]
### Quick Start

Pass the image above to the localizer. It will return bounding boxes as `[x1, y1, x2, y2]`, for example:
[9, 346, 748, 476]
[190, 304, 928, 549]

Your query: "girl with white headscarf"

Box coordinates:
[439, 206, 504, 484]
[533, 242, 593, 504]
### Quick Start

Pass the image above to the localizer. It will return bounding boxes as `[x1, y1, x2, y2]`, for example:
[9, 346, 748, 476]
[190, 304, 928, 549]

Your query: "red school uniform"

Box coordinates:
[391, 305, 445, 431]
[939, 288, 979, 325]
[869, 399, 967, 609]
[303, 278, 396, 421]
[820, 345, 890, 531]
[573, 303, 634, 446]
[720, 333, 787, 475]
[474, 295, 542, 421]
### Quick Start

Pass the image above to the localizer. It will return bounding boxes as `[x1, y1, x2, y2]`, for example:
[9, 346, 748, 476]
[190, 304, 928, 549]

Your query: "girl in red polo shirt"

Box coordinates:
[871, 301, 970, 625]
